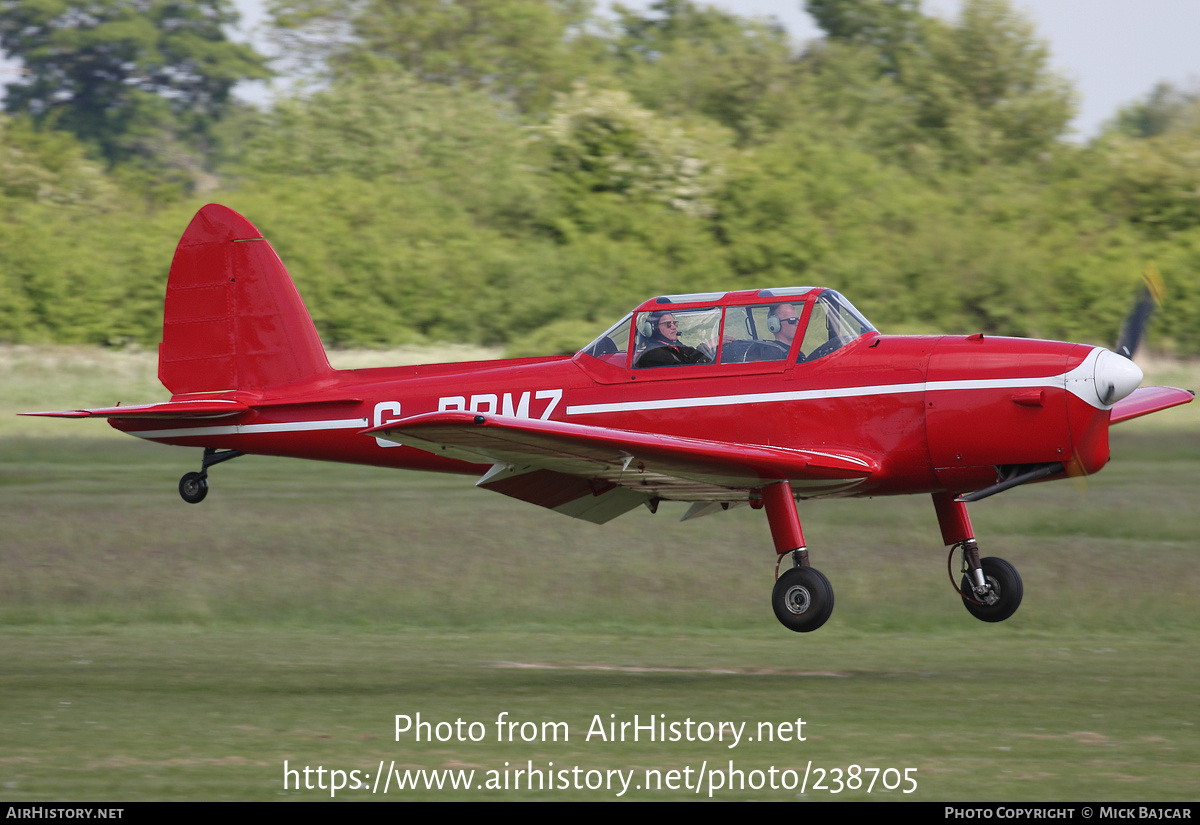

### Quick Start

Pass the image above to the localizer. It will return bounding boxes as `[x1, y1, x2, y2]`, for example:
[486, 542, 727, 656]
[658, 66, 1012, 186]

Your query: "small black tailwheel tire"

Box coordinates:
[772, 566, 835, 632]
[960, 557, 1023, 622]
[179, 472, 208, 504]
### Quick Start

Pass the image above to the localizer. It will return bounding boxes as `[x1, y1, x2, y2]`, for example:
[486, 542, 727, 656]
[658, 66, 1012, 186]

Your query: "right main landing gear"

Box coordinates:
[957, 551, 1023, 623]
[934, 492, 1023, 623]
[178, 447, 243, 504]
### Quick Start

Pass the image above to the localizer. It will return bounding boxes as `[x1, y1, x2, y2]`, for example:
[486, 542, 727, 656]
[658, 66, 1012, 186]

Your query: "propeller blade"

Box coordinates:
[1115, 262, 1164, 359]
[1064, 449, 1090, 497]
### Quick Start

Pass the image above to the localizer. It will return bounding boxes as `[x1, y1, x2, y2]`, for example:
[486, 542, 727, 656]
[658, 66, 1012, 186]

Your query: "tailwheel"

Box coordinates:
[179, 471, 208, 504]
[177, 448, 243, 504]
[959, 556, 1023, 623]
[772, 565, 835, 633]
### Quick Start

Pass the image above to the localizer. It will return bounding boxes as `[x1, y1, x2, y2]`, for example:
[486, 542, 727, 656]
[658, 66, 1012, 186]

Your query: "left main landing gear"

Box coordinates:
[178, 447, 244, 504]
[772, 559, 835, 633]
[761, 481, 835, 633]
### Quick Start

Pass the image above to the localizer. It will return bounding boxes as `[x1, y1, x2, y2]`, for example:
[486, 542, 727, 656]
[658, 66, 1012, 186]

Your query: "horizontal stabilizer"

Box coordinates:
[21, 399, 248, 419]
[1109, 386, 1194, 425]
[248, 395, 363, 409]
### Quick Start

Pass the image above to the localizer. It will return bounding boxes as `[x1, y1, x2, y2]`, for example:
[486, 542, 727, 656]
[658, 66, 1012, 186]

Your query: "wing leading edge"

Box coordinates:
[365, 411, 880, 523]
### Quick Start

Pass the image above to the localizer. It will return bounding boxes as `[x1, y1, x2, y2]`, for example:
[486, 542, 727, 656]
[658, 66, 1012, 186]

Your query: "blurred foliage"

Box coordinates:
[268, 0, 599, 111]
[802, 0, 1075, 170]
[0, 114, 116, 205]
[1108, 81, 1200, 139]
[0, 0, 270, 195]
[0, 0, 1198, 357]
[535, 83, 730, 217]
[609, 0, 799, 145]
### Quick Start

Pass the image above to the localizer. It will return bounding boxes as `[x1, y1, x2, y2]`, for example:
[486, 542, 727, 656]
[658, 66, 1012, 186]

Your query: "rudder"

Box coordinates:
[159, 204, 332, 395]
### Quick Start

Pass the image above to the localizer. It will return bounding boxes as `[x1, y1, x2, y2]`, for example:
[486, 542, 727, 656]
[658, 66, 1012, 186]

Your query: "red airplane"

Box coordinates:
[25, 204, 1194, 632]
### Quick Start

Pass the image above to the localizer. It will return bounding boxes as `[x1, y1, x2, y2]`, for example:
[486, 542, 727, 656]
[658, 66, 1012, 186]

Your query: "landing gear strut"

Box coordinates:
[178, 447, 243, 504]
[933, 492, 1023, 623]
[762, 481, 835, 632]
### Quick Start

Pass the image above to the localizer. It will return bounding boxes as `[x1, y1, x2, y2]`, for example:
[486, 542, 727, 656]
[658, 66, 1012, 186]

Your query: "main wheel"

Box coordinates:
[772, 566, 835, 632]
[179, 472, 208, 504]
[960, 557, 1022, 623]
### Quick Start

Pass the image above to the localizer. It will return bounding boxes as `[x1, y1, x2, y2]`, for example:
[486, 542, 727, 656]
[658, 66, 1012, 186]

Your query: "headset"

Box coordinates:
[766, 304, 786, 335]
[637, 311, 672, 339]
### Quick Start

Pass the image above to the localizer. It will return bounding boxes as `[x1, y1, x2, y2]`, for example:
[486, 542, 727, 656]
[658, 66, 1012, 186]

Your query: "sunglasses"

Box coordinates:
[658, 320, 678, 328]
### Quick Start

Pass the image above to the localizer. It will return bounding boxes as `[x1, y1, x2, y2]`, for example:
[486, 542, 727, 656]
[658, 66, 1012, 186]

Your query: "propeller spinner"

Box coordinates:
[1095, 348, 1143, 406]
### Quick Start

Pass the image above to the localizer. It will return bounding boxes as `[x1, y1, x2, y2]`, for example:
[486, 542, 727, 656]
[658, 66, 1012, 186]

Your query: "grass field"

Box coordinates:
[1, 348, 1197, 801]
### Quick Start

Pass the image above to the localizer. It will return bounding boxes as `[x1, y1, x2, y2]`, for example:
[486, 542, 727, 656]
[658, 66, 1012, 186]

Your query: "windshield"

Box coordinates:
[580, 313, 632, 364]
[799, 290, 876, 362]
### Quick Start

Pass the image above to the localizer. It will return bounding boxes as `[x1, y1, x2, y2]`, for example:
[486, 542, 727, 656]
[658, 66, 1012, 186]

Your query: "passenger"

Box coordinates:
[635, 311, 711, 368]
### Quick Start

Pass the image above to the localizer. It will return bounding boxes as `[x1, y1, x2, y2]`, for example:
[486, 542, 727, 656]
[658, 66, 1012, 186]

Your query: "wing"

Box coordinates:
[1109, 386, 1194, 425]
[365, 411, 880, 523]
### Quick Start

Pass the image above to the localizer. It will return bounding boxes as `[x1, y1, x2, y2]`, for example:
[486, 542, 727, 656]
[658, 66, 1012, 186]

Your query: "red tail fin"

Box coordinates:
[159, 204, 332, 395]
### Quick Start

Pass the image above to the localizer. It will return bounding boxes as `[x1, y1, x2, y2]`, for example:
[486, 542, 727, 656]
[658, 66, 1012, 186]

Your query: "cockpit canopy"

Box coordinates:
[579, 288, 876, 370]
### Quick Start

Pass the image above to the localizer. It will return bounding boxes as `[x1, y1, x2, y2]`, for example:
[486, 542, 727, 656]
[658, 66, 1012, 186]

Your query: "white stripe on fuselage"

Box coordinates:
[564, 370, 1096, 417]
[565, 382, 926, 416]
[128, 417, 368, 440]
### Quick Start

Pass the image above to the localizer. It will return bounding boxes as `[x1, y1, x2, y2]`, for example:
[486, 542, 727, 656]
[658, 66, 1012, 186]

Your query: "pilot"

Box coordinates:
[764, 303, 800, 356]
[635, 311, 711, 368]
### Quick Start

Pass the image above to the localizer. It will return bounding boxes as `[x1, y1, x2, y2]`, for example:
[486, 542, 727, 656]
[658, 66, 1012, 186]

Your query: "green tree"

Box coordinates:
[239, 72, 541, 227]
[1095, 133, 1200, 237]
[800, 0, 1074, 169]
[269, 0, 597, 111]
[0, 0, 270, 169]
[908, 0, 1075, 166]
[1108, 82, 1200, 139]
[805, 0, 922, 74]
[0, 113, 116, 206]
[608, 0, 798, 144]
[535, 83, 729, 219]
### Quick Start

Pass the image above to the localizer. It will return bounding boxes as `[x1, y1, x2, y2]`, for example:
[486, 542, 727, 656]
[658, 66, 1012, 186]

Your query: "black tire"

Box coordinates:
[179, 472, 208, 504]
[960, 557, 1023, 622]
[772, 566, 835, 633]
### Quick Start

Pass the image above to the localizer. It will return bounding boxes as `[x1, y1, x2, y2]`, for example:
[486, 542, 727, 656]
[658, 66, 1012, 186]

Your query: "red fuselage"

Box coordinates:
[113, 330, 1107, 500]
